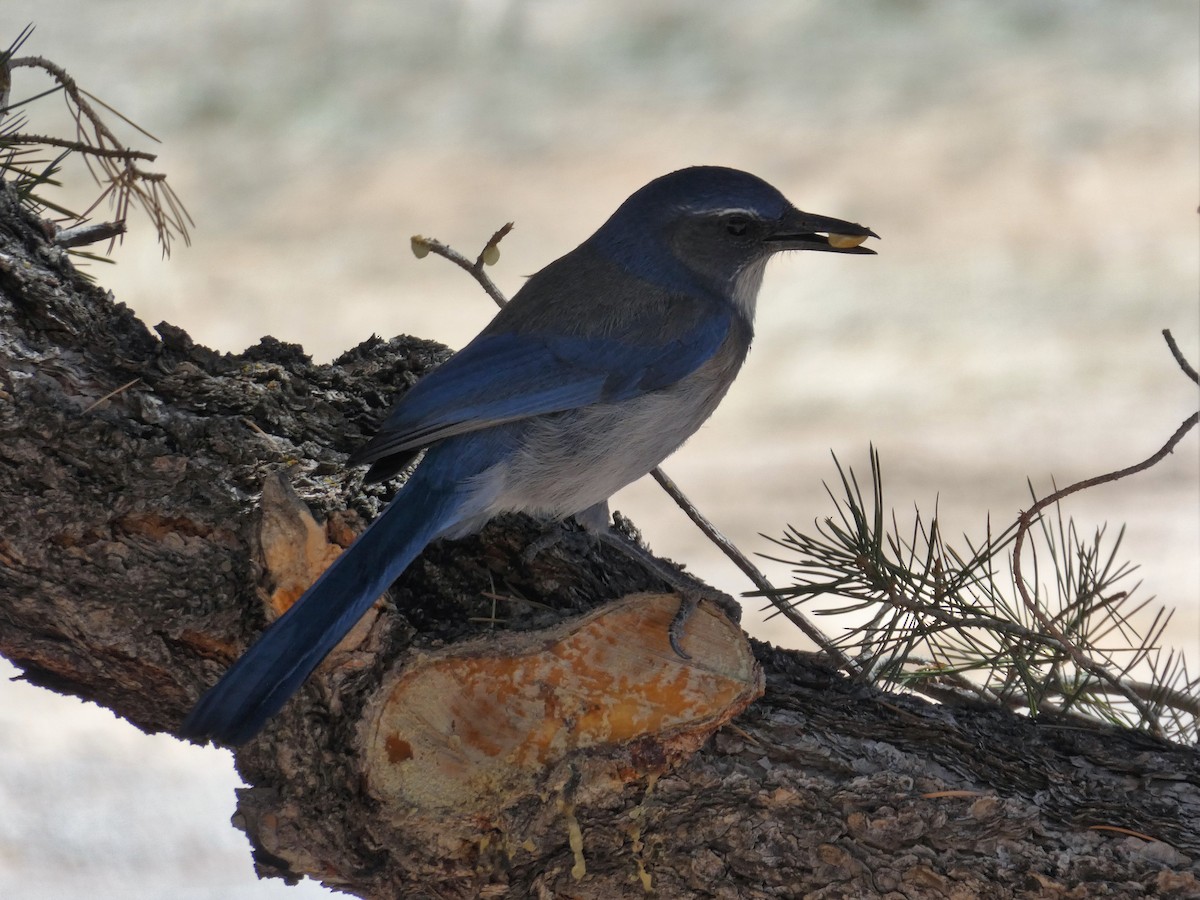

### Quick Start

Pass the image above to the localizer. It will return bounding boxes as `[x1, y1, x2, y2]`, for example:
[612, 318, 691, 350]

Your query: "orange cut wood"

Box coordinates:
[363, 592, 762, 818]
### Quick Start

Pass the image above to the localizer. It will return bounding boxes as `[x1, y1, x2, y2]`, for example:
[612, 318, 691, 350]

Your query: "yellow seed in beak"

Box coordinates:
[827, 233, 868, 249]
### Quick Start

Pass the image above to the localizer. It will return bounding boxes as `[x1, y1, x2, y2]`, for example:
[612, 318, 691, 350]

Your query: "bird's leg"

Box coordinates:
[593, 526, 697, 657]
[521, 501, 612, 562]
[592, 513, 743, 659]
[521, 523, 568, 562]
[667, 593, 701, 660]
[572, 500, 613, 534]
[522, 505, 742, 658]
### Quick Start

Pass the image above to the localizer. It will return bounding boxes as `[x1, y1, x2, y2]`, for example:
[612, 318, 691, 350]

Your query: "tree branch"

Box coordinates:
[2, 183, 1198, 897]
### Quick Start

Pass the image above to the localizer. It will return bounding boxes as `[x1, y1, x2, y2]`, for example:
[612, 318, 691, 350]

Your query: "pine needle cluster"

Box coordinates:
[759, 446, 1198, 744]
[1, 24, 191, 261]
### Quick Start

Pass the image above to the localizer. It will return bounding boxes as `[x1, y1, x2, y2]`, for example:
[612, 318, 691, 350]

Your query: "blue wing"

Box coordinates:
[349, 304, 734, 466]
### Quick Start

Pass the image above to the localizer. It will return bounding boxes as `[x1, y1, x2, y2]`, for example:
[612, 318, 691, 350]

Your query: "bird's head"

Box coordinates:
[590, 166, 876, 317]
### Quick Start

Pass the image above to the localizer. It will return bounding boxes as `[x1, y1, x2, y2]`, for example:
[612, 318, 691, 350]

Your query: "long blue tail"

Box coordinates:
[180, 466, 473, 745]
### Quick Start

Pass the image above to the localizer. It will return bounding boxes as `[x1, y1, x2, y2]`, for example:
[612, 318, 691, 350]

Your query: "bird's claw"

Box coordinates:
[668, 592, 700, 659]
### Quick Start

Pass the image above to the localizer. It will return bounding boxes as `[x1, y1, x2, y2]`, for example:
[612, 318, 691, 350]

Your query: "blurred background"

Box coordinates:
[1, 2, 1196, 897]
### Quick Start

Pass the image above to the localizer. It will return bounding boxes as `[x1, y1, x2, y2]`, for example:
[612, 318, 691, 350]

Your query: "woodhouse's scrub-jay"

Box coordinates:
[181, 166, 876, 744]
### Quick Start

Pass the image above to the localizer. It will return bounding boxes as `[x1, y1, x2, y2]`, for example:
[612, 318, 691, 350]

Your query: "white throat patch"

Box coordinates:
[730, 256, 768, 321]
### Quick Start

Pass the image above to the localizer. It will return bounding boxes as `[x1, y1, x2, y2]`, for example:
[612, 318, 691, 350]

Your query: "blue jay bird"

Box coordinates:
[181, 166, 875, 745]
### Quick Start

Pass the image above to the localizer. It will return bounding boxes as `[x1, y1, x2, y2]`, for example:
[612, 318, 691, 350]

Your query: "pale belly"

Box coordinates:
[445, 362, 740, 536]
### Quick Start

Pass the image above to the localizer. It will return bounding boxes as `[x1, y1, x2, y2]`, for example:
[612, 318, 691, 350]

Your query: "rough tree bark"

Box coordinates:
[1, 182, 1197, 899]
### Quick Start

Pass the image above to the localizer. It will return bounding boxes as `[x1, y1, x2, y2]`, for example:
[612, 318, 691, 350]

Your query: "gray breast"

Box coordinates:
[483, 325, 752, 521]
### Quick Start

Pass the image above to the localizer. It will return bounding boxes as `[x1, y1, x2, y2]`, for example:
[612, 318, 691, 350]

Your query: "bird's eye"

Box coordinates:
[724, 215, 750, 237]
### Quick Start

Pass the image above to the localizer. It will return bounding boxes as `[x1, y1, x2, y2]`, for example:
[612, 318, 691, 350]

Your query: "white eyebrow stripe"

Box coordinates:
[696, 207, 757, 218]
[678, 205, 760, 218]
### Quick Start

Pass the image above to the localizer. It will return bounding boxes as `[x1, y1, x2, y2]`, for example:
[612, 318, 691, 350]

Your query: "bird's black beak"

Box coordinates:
[765, 207, 878, 255]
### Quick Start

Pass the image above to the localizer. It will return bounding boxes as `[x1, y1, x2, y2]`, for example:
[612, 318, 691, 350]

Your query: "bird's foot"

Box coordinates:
[593, 521, 742, 659]
[668, 592, 700, 659]
[522, 525, 566, 563]
[522, 502, 612, 563]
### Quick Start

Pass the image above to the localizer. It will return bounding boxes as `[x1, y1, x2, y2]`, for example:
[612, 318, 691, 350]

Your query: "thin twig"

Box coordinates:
[1007, 335, 1198, 730]
[412, 227, 512, 310]
[5, 132, 157, 162]
[1163, 328, 1198, 385]
[475, 222, 514, 270]
[55, 219, 126, 248]
[1077, 678, 1200, 718]
[1087, 825, 1163, 843]
[82, 377, 140, 413]
[649, 467, 858, 673]
[1012, 393, 1197, 730]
